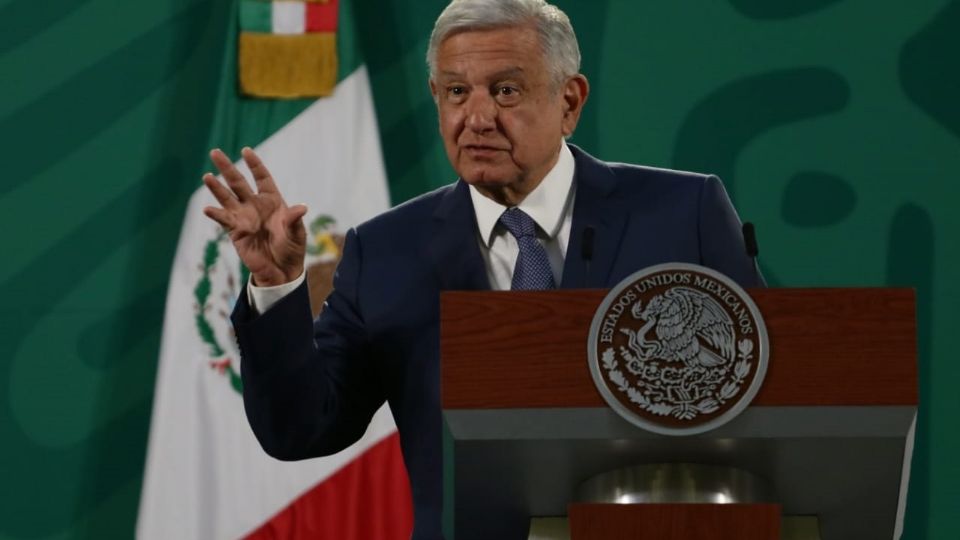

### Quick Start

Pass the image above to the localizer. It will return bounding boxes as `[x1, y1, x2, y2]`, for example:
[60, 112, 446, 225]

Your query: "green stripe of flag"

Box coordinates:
[239, 0, 272, 33]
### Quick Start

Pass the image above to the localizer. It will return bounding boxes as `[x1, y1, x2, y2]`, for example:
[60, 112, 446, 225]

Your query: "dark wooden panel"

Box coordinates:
[568, 503, 781, 540]
[440, 288, 917, 408]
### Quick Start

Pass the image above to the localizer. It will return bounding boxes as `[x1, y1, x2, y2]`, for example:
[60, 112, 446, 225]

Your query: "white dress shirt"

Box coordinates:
[468, 142, 575, 290]
[249, 142, 576, 311]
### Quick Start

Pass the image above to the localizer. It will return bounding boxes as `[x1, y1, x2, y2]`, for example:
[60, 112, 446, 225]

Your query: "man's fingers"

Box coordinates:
[203, 206, 235, 230]
[241, 147, 281, 195]
[203, 173, 240, 209]
[210, 148, 255, 201]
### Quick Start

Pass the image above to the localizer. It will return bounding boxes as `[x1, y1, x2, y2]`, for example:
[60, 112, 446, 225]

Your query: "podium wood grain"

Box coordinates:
[440, 288, 917, 408]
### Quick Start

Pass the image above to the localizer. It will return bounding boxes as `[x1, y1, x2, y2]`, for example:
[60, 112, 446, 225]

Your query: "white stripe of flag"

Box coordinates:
[272, 1, 306, 35]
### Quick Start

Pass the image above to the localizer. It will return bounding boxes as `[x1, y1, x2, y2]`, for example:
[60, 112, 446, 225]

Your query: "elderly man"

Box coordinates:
[202, 0, 761, 537]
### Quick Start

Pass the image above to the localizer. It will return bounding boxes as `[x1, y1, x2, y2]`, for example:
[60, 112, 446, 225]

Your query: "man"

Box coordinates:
[202, 1, 762, 537]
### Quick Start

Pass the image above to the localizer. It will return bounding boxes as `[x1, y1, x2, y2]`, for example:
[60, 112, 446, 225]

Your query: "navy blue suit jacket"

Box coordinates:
[232, 145, 762, 539]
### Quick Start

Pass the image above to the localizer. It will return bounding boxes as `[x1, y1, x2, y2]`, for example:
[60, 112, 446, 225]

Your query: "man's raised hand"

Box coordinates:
[202, 147, 307, 287]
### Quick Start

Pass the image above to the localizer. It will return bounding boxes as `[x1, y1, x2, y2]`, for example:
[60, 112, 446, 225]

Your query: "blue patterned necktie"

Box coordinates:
[498, 207, 556, 290]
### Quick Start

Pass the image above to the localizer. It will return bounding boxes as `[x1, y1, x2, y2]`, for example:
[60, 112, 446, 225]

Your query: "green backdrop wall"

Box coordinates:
[1, 0, 957, 537]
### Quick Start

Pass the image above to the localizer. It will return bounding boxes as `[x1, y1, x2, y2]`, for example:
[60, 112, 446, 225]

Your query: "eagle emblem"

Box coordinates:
[193, 215, 344, 394]
[588, 264, 768, 436]
[623, 287, 735, 370]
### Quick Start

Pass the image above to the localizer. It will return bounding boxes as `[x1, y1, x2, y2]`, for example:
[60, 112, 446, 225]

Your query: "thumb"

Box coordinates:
[285, 204, 308, 227]
[284, 204, 308, 241]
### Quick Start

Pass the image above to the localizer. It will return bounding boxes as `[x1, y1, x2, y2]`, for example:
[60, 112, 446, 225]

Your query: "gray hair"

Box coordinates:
[426, 0, 581, 87]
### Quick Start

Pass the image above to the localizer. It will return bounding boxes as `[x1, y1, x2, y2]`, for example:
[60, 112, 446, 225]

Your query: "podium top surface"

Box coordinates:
[440, 288, 917, 409]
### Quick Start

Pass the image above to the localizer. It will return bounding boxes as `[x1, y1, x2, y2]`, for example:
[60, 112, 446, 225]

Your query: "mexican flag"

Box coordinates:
[137, 1, 413, 538]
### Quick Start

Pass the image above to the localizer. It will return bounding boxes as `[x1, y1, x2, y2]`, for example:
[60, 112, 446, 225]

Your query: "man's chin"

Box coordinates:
[458, 166, 517, 188]
[461, 174, 517, 190]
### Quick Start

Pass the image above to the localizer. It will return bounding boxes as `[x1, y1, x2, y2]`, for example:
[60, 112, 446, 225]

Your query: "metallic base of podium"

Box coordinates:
[447, 405, 912, 539]
[575, 463, 774, 504]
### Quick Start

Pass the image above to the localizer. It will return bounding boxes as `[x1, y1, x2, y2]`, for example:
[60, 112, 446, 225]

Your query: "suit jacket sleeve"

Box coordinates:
[698, 175, 766, 288]
[231, 227, 385, 460]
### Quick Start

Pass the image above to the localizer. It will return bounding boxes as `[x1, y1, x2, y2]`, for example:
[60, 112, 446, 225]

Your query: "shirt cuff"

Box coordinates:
[247, 270, 306, 315]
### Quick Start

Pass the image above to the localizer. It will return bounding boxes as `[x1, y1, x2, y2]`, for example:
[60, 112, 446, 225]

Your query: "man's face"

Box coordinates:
[430, 25, 586, 203]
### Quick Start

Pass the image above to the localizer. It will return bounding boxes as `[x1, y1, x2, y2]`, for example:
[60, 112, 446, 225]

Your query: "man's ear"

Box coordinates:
[429, 79, 439, 104]
[561, 74, 590, 137]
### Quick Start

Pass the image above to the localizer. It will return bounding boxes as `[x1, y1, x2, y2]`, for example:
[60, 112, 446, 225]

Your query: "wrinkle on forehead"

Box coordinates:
[437, 67, 527, 82]
[435, 27, 546, 89]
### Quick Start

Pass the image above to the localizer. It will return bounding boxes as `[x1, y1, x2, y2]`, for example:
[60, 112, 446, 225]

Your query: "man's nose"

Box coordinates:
[464, 92, 497, 133]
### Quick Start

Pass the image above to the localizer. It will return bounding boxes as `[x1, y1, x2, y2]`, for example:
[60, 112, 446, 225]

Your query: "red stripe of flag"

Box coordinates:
[244, 433, 413, 540]
[306, 0, 339, 33]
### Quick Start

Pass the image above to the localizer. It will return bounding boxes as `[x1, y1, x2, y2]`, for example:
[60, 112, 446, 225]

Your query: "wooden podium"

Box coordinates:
[440, 288, 917, 540]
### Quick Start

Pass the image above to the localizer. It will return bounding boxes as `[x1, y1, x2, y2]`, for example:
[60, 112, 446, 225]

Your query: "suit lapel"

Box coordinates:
[427, 180, 490, 291]
[561, 145, 630, 289]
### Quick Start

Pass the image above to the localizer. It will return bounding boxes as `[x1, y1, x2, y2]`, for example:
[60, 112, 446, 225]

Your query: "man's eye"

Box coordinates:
[495, 86, 521, 103]
[444, 86, 467, 103]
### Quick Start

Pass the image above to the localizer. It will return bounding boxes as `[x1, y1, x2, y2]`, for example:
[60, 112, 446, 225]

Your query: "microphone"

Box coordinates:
[742, 222, 758, 258]
[581, 226, 595, 287]
[742, 222, 762, 286]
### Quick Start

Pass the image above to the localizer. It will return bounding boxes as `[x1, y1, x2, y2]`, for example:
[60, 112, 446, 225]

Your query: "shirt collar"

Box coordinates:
[469, 142, 575, 247]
